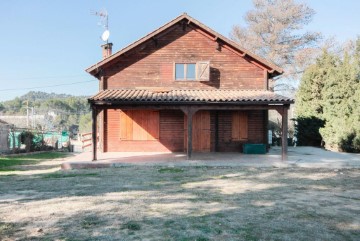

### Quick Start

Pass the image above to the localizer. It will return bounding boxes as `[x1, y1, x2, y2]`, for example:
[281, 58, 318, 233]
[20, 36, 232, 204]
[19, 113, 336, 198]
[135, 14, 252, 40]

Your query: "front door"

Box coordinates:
[184, 110, 211, 152]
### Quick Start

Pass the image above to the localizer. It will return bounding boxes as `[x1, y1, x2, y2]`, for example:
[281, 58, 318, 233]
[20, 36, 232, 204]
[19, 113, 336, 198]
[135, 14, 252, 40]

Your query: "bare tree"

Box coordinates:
[230, 0, 321, 92]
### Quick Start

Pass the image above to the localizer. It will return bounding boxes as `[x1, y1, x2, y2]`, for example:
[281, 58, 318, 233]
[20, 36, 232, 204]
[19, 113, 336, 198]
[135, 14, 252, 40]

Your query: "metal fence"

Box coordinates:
[0, 126, 70, 154]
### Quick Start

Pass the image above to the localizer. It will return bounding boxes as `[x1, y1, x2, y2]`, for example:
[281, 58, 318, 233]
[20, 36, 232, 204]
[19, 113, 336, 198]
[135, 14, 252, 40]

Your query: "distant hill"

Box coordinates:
[18, 91, 89, 101]
[0, 91, 91, 131]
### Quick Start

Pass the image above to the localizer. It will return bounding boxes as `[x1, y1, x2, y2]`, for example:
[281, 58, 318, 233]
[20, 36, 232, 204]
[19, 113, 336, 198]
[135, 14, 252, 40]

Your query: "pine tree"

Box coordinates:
[230, 0, 321, 90]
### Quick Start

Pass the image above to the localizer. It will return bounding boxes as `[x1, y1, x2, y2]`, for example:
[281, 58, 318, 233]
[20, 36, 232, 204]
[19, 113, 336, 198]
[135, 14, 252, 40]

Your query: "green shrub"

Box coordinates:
[294, 116, 325, 147]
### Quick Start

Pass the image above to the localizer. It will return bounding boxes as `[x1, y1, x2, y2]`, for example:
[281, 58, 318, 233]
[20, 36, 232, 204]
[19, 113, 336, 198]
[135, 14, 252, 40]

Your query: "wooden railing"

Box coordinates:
[80, 132, 93, 150]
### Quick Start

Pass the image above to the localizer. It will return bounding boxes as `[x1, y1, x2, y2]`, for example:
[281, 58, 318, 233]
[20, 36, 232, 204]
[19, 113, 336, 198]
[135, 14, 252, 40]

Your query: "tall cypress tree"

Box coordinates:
[296, 39, 360, 152]
[320, 52, 356, 150]
[296, 50, 338, 118]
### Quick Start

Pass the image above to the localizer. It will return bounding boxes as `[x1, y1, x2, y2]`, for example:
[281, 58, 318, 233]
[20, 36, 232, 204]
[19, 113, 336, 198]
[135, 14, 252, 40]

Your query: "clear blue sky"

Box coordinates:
[0, 0, 359, 101]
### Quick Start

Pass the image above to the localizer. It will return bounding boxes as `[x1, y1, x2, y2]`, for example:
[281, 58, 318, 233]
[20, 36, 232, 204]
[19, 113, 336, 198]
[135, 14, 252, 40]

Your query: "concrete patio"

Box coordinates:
[61, 146, 360, 170]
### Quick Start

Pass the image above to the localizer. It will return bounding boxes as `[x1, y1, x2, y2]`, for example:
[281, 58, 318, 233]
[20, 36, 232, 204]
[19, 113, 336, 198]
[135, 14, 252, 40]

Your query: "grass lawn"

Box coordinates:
[0, 152, 68, 172]
[0, 163, 359, 240]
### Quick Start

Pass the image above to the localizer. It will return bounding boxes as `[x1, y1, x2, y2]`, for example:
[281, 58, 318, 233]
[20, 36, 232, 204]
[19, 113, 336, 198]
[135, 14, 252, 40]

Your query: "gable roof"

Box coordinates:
[86, 13, 283, 77]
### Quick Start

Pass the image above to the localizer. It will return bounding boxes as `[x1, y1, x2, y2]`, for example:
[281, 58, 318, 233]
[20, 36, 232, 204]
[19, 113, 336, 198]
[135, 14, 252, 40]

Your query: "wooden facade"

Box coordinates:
[87, 13, 293, 160]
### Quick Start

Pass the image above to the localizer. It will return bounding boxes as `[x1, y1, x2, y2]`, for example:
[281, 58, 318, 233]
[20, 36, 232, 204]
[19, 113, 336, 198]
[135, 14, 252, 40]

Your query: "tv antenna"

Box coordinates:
[91, 9, 110, 42]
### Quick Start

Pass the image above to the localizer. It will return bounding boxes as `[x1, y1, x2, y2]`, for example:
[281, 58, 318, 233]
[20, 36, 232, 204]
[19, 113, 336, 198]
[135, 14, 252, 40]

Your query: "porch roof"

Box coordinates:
[89, 88, 294, 105]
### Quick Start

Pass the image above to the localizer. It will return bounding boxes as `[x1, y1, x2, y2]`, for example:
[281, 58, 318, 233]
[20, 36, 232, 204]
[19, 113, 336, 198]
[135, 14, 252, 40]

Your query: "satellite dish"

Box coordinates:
[101, 30, 110, 41]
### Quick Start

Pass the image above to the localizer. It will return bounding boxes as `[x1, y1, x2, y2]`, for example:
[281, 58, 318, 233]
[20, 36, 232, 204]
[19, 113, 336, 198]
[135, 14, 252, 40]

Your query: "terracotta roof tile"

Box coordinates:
[89, 89, 293, 104]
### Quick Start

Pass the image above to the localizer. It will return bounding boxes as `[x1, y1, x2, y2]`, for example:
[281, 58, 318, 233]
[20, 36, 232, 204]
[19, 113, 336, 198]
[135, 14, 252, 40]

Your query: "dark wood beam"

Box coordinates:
[215, 111, 219, 152]
[91, 103, 288, 112]
[216, 42, 222, 51]
[152, 37, 158, 47]
[92, 105, 98, 161]
[264, 110, 269, 151]
[187, 112, 193, 159]
[182, 21, 187, 31]
[180, 107, 199, 159]
[281, 105, 289, 160]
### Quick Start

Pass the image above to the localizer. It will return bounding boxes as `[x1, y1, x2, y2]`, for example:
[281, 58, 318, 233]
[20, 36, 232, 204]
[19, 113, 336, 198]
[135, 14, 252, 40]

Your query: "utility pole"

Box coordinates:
[32, 107, 35, 129]
[25, 100, 29, 128]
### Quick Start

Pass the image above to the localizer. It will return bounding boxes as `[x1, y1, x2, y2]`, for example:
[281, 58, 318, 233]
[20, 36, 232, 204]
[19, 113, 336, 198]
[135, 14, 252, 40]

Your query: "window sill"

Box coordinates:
[174, 80, 208, 82]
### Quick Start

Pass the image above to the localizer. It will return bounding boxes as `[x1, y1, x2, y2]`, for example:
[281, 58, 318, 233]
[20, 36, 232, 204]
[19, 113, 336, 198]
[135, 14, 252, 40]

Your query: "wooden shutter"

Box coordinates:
[232, 111, 248, 140]
[196, 61, 210, 81]
[239, 112, 248, 140]
[147, 111, 160, 140]
[120, 110, 133, 140]
[120, 110, 159, 140]
[232, 111, 240, 140]
[132, 110, 146, 140]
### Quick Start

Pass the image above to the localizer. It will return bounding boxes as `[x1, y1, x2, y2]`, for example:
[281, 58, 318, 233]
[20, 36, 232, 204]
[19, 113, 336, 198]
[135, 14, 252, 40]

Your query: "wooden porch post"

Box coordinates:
[187, 111, 194, 159]
[180, 107, 197, 159]
[91, 104, 98, 161]
[281, 105, 289, 160]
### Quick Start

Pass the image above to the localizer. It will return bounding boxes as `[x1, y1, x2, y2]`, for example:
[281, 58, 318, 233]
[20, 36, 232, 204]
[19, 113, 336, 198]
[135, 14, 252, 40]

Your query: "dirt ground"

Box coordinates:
[0, 157, 359, 240]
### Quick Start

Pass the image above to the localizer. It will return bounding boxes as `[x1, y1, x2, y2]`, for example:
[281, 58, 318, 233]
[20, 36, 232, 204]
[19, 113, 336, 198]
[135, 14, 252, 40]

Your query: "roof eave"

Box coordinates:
[88, 100, 294, 106]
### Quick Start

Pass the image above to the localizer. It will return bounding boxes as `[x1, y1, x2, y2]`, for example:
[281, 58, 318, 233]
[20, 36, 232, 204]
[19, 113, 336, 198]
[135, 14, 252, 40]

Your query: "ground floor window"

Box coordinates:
[120, 110, 159, 140]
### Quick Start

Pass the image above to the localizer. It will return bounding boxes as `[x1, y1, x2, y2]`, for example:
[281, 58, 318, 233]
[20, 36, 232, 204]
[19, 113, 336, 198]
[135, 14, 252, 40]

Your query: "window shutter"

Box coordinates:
[232, 111, 248, 140]
[120, 110, 159, 141]
[239, 112, 248, 140]
[147, 111, 160, 140]
[196, 61, 210, 81]
[132, 110, 146, 140]
[232, 111, 240, 140]
[120, 110, 133, 140]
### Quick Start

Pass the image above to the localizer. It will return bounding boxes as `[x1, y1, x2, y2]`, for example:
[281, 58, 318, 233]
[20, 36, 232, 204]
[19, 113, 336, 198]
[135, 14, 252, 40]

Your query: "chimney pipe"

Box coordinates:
[101, 43, 113, 59]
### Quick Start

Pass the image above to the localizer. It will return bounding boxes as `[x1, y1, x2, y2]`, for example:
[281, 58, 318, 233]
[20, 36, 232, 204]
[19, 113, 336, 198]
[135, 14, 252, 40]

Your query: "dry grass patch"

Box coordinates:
[0, 165, 359, 240]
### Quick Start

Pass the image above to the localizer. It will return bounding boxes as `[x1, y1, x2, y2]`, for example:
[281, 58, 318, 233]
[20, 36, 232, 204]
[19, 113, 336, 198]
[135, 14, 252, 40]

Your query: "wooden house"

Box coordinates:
[86, 13, 293, 160]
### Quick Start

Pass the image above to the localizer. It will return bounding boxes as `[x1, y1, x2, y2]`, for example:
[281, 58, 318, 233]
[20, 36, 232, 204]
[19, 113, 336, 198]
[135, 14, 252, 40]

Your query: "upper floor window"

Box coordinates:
[175, 63, 196, 80]
[174, 61, 210, 81]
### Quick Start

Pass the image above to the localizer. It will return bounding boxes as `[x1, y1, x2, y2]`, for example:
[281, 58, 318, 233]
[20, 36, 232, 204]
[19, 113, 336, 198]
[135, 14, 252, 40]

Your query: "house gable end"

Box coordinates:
[104, 23, 268, 90]
[86, 14, 283, 79]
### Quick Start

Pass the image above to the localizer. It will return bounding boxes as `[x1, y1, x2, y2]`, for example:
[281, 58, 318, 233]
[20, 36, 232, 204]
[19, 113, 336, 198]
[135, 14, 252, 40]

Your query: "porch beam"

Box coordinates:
[91, 105, 98, 161]
[281, 105, 289, 160]
[92, 103, 287, 112]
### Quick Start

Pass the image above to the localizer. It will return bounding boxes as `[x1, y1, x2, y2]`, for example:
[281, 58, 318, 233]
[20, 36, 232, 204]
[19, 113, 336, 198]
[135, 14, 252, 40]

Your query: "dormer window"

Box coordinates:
[174, 61, 210, 81]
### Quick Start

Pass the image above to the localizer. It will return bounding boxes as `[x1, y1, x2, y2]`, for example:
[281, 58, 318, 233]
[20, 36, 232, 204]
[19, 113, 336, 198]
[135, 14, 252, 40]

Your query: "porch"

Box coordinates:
[62, 148, 287, 170]
[61, 146, 360, 170]
[89, 89, 294, 161]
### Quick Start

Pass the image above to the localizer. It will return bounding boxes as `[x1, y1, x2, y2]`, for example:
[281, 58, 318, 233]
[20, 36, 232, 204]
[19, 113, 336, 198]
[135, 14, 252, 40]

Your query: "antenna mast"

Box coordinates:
[91, 9, 110, 43]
